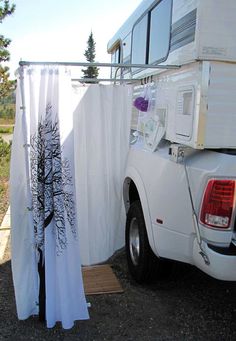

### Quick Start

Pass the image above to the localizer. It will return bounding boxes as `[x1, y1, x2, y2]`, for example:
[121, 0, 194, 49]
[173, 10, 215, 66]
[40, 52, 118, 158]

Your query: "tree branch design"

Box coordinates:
[30, 103, 76, 255]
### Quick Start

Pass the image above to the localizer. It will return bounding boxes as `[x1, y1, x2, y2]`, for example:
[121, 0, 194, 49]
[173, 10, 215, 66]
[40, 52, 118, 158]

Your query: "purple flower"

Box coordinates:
[133, 97, 149, 112]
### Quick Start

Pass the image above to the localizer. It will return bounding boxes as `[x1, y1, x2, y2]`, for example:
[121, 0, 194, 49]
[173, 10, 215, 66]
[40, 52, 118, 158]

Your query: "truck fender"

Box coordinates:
[123, 166, 157, 255]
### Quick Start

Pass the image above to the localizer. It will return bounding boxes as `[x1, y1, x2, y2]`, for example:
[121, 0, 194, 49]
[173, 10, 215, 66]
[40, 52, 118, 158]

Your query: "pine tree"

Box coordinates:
[0, 0, 16, 98]
[0, 65, 15, 97]
[82, 32, 99, 83]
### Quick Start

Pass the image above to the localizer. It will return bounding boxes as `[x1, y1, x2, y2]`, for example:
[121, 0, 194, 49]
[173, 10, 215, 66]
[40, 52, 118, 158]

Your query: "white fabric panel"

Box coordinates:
[10, 66, 89, 329]
[10, 82, 39, 320]
[74, 84, 132, 265]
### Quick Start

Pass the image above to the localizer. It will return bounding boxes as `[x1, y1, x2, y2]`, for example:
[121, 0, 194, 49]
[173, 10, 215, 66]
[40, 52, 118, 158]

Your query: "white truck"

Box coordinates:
[107, 0, 236, 282]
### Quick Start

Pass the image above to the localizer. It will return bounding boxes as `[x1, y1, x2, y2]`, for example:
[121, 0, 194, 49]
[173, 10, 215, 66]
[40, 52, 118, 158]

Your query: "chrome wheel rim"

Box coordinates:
[129, 217, 140, 266]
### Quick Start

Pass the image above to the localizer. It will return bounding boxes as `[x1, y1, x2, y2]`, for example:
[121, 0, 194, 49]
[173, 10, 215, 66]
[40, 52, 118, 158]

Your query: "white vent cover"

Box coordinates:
[175, 87, 195, 140]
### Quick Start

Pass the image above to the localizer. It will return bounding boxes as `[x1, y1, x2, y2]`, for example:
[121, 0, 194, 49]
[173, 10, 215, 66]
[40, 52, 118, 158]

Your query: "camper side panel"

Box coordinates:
[204, 62, 236, 148]
[131, 62, 203, 149]
[196, 0, 236, 62]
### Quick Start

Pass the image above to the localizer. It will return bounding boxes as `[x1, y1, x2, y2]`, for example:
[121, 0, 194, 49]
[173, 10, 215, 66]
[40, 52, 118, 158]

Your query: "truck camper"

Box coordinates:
[108, 0, 236, 282]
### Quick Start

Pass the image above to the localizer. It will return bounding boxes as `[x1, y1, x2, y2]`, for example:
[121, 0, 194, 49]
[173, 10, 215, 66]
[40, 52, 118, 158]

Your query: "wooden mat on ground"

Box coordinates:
[82, 264, 123, 295]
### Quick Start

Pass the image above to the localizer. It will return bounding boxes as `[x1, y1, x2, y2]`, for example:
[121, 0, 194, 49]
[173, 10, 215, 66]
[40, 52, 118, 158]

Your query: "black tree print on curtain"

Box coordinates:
[30, 103, 77, 321]
[30, 103, 77, 256]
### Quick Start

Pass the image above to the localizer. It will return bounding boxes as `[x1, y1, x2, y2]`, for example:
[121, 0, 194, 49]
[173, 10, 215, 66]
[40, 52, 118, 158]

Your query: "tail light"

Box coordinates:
[200, 179, 235, 229]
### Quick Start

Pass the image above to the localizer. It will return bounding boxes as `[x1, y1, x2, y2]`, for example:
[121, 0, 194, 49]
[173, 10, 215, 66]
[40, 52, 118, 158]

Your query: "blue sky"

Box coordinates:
[1, 0, 142, 78]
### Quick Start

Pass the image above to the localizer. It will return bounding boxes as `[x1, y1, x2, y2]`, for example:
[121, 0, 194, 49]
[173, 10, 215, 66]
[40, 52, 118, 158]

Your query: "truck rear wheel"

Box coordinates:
[125, 200, 170, 283]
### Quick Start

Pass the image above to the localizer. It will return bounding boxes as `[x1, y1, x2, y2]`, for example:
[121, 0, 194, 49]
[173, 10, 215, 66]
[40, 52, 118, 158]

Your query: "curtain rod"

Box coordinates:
[19, 61, 180, 70]
[71, 78, 139, 83]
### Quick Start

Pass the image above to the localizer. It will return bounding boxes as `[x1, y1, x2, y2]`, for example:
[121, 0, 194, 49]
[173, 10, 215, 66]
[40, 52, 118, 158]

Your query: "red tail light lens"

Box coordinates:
[200, 179, 235, 229]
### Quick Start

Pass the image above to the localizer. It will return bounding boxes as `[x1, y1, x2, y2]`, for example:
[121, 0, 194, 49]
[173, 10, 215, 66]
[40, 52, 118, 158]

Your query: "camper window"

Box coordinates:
[132, 14, 148, 65]
[111, 46, 120, 78]
[112, 47, 120, 64]
[148, 0, 172, 64]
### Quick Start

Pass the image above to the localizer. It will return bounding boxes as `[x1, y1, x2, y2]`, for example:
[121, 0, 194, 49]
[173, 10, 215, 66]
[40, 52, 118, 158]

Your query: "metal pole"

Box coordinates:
[19, 60, 180, 70]
[71, 78, 139, 83]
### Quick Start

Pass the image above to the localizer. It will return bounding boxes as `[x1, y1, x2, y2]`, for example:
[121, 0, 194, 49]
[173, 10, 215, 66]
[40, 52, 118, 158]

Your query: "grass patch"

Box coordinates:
[0, 137, 11, 224]
[0, 126, 14, 134]
[0, 103, 15, 123]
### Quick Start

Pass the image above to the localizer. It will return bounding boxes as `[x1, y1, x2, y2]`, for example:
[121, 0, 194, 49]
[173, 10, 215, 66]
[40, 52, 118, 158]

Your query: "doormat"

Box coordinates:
[82, 264, 124, 295]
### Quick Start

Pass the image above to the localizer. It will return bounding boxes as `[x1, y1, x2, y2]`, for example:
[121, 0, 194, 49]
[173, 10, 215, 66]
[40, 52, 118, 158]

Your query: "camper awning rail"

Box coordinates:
[19, 61, 180, 70]
[19, 61, 180, 83]
[71, 78, 139, 83]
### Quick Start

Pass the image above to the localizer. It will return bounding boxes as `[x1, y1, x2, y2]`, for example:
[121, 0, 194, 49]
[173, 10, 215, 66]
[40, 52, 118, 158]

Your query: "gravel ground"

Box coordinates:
[1, 240, 236, 341]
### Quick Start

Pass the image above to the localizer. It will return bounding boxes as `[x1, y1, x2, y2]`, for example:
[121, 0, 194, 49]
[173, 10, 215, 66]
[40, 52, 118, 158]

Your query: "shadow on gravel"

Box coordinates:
[1, 252, 236, 341]
[0, 259, 93, 341]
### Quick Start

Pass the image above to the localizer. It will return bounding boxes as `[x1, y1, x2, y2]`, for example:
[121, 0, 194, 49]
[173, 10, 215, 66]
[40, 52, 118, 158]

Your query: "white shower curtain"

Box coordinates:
[10, 66, 89, 329]
[74, 84, 132, 265]
[10, 64, 132, 328]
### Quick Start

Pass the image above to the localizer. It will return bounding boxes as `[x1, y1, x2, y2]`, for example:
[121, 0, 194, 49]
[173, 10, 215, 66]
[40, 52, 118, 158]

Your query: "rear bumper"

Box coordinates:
[193, 239, 236, 281]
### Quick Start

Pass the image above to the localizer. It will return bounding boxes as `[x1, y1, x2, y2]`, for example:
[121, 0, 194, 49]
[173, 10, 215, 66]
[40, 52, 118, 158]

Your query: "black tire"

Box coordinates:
[125, 200, 171, 283]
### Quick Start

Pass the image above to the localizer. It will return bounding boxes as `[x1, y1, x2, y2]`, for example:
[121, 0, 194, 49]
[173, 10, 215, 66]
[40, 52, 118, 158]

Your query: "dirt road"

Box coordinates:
[1, 242, 236, 341]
